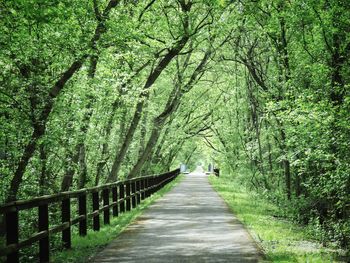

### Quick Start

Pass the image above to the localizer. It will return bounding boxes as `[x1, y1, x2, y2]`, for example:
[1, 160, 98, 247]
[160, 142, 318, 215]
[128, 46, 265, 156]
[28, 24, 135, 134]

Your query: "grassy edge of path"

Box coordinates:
[52, 175, 184, 263]
[209, 175, 346, 263]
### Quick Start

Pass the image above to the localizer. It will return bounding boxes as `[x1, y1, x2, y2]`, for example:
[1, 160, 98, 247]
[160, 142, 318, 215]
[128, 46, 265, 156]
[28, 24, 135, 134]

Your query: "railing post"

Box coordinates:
[103, 189, 110, 225]
[131, 181, 136, 208]
[154, 177, 158, 193]
[149, 177, 154, 196]
[155, 176, 159, 192]
[61, 198, 71, 249]
[78, 194, 87, 236]
[160, 175, 164, 189]
[136, 180, 141, 205]
[126, 181, 131, 211]
[157, 176, 161, 190]
[145, 178, 149, 197]
[119, 184, 125, 213]
[141, 179, 146, 200]
[112, 186, 118, 217]
[163, 174, 167, 187]
[92, 192, 100, 231]
[39, 204, 49, 263]
[148, 177, 152, 195]
[160, 174, 165, 188]
[6, 210, 19, 263]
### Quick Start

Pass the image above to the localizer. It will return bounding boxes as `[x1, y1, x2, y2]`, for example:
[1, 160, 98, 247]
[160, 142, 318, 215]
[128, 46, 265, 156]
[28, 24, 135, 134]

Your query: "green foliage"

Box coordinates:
[209, 175, 349, 262]
[201, 0, 350, 250]
[0, 0, 349, 258]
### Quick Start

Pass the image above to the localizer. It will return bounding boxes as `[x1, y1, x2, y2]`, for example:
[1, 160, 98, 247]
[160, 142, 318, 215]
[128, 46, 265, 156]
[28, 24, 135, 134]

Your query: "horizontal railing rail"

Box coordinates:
[0, 168, 180, 263]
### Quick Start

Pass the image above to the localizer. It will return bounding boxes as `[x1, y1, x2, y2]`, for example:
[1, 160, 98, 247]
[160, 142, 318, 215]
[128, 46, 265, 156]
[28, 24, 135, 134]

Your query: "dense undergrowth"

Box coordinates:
[209, 175, 349, 263]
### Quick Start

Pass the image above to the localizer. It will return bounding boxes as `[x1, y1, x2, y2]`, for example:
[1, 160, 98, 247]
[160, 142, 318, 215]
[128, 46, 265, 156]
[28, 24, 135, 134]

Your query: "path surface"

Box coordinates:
[91, 167, 262, 262]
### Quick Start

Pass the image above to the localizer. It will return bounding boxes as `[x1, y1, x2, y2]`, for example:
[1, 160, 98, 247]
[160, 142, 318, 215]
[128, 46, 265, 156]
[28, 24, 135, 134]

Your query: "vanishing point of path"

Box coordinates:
[92, 167, 263, 262]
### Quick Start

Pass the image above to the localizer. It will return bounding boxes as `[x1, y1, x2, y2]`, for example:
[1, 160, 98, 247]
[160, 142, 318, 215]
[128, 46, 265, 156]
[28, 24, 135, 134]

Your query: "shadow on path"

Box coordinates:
[91, 167, 263, 262]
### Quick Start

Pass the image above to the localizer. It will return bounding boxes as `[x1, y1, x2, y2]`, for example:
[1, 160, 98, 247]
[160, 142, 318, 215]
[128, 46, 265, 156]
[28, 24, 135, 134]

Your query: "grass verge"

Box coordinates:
[52, 175, 184, 263]
[209, 175, 347, 263]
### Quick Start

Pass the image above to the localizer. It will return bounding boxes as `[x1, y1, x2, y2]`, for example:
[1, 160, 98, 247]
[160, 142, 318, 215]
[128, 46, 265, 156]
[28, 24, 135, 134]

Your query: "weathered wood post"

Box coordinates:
[141, 178, 146, 200]
[159, 175, 163, 190]
[150, 177, 155, 194]
[136, 180, 141, 205]
[119, 183, 125, 213]
[39, 204, 49, 263]
[112, 186, 118, 217]
[6, 210, 19, 263]
[131, 181, 136, 208]
[92, 192, 100, 231]
[157, 176, 160, 191]
[126, 181, 131, 211]
[145, 178, 150, 197]
[103, 189, 110, 225]
[61, 198, 71, 248]
[159, 174, 163, 189]
[161, 174, 165, 188]
[78, 194, 87, 236]
[154, 176, 158, 192]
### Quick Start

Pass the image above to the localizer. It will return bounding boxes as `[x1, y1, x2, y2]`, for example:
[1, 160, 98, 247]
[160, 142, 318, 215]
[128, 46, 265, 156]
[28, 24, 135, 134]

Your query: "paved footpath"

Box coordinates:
[91, 168, 263, 262]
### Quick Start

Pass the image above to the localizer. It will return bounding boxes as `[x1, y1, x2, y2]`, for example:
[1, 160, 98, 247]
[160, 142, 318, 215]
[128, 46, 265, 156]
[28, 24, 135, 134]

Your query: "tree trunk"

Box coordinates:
[128, 124, 162, 178]
[38, 144, 47, 195]
[138, 108, 148, 159]
[266, 131, 274, 176]
[76, 97, 95, 189]
[95, 104, 118, 185]
[127, 49, 212, 178]
[6, 0, 120, 201]
[78, 143, 88, 189]
[7, 128, 41, 202]
[280, 127, 291, 199]
[61, 146, 80, 191]
[107, 34, 190, 182]
[152, 124, 171, 166]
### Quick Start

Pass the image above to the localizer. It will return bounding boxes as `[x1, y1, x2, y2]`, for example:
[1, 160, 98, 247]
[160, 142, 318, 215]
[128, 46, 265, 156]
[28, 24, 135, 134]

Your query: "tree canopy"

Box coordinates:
[1, 0, 349, 250]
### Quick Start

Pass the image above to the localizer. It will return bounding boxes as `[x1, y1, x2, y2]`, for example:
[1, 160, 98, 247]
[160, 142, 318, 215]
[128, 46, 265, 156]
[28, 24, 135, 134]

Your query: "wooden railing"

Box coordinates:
[0, 169, 180, 263]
